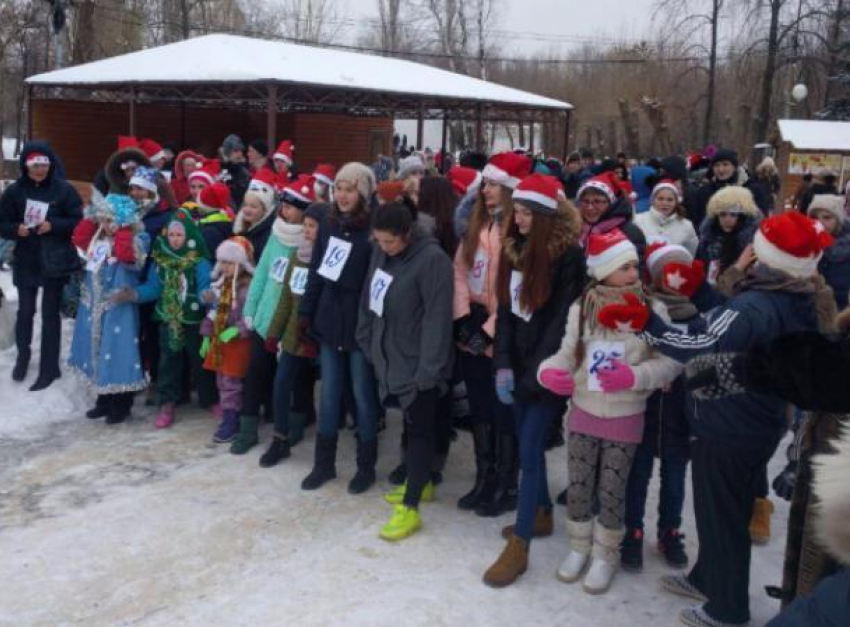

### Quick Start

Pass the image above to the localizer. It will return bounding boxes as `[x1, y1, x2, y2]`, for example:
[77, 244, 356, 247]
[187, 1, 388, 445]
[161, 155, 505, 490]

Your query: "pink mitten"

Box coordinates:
[539, 368, 575, 396]
[597, 360, 636, 393]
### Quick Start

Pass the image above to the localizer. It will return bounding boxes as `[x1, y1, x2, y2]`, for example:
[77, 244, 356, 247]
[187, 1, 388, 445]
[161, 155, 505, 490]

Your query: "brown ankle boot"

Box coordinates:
[749, 497, 774, 545]
[501, 506, 554, 540]
[483, 535, 529, 588]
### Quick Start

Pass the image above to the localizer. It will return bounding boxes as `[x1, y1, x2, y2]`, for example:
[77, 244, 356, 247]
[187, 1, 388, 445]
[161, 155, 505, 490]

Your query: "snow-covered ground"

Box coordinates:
[0, 270, 789, 627]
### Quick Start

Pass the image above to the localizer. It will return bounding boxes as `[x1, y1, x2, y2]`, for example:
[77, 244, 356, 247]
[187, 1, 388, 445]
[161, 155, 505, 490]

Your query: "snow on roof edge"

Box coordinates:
[778, 119, 850, 151]
[26, 33, 572, 111]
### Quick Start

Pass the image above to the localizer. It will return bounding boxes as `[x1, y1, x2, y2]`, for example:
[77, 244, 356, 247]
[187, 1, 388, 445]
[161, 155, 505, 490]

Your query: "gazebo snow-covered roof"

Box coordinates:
[26, 34, 572, 160]
[777, 119, 850, 152]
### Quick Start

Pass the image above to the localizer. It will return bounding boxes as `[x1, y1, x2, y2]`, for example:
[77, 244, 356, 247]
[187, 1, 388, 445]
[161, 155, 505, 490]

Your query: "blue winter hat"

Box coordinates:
[106, 193, 140, 228]
[129, 166, 158, 194]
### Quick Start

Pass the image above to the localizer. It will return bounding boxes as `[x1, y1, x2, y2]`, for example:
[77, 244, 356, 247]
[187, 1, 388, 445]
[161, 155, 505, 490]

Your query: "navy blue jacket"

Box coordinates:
[641, 287, 820, 448]
[0, 142, 82, 287]
[766, 567, 850, 627]
[300, 207, 374, 352]
[819, 221, 850, 309]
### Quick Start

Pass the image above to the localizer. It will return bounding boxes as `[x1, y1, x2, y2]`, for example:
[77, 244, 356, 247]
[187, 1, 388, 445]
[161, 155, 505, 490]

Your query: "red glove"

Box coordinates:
[112, 227, 136, 264]
[72, 218, 98, 251]
[597, 292, 650, 333]
[662, 260, 705, 298]
[264, 337, 279, 354]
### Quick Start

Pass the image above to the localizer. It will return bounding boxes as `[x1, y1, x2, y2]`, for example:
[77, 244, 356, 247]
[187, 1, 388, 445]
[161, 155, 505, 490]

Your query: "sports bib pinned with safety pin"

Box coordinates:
[317, 236, 353, 282]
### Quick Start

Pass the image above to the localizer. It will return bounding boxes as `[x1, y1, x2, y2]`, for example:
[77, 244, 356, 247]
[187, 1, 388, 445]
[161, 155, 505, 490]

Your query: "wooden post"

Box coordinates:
[128, 86, 136, 136]
[440, 110, 449, 174]
[475, 103, 483, 152]
[26, 85, 34, 142]
[266, 84, 278, 149]
[416, 103, 424, 151]
[562, 110, 571, 163]
[529, 121, 535, 155]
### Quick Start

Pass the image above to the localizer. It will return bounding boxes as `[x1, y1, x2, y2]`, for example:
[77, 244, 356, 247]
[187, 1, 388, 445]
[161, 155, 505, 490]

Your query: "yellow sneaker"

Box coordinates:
[383, 481, 435, 505]
[379, 505, 422, 541]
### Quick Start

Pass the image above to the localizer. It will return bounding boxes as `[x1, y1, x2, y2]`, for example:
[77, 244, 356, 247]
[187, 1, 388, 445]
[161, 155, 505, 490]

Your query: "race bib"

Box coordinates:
[368, 269, 394, 317]
[289, 267, 309, 296]
[24, 199, 49, 227]
[179, 275, 188, 304]
[707, 260, 720, 286]
[86, 241, 110, 271]
[467, 249, 489, 294]
[586, 341, 626, 392]
[509, 271, 532, 322]
[270, 256, 290, 283]
[317, 236, 353, 282]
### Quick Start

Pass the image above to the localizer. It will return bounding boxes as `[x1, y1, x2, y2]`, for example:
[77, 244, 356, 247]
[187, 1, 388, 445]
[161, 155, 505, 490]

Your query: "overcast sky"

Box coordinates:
[346, 0, 660, 55]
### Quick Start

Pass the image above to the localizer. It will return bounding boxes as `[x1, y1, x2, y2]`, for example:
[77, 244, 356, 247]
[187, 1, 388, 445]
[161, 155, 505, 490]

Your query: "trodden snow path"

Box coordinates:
[0, 274, 789, 627]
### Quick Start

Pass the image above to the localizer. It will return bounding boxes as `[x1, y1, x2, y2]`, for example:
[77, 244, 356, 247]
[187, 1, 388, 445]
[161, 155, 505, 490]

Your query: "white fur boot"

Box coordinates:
[582, 523, 625, 594]
[557, 518, 593, 583]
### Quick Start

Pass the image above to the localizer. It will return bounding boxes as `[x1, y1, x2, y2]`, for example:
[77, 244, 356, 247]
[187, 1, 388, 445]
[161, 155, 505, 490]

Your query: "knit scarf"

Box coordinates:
[273, 218, 304, 247]
[738, 264, 838, 334]
[152, 246, 202, 351]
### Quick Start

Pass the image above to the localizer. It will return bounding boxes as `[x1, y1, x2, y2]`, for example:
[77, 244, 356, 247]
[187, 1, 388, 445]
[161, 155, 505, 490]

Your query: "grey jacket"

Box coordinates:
[356, 230, 454, 408]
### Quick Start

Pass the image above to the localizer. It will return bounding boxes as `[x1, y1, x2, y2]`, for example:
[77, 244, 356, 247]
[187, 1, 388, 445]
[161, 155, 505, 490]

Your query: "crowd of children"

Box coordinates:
[1, 136, 848, 627]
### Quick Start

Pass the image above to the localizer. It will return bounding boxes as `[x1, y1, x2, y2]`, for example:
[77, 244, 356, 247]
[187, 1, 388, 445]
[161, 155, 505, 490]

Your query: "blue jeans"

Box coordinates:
[512, 398, 560, 542]
[624, 441, 689, 532]
[272, 351, 309, 437]
[318, 344, 378, 442]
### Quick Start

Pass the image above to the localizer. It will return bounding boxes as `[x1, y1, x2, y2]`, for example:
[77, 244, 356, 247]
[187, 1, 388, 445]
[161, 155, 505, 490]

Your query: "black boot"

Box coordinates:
[458, 423, 496, 510]
[260, 436, 291, 467]
[658, 528, 689, 569]
[12, 349, 30, 382]
[475, 432, 518, 517]
[301, 434, 338, 490]
[620, 528, 644, 573]
[29, 370, 61, 392]
[105, 393, 133, 424]
[86, 395, 110, 419]
[556, 488, 568, 505]
[388, 462, 407, 485]
[348, 438, 378, 494]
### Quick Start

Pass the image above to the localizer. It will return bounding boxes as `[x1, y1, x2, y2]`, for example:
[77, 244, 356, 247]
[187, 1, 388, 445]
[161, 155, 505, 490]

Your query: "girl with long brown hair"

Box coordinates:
[453, 153, 531, 517]
[482, 173, 586, 588]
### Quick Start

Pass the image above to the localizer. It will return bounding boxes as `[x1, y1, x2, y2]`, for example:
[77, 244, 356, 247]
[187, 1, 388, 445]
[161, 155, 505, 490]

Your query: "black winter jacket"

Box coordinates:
[0, 142, 82, 287]
[494, 244, 586, 402]
[692, 170, 769, 229]
[300, 207, 374, 352]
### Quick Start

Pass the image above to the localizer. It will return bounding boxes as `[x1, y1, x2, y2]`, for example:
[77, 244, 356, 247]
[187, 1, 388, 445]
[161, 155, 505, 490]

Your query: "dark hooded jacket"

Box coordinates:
[0, 142, 82, 287]
[692, 167, 769, 229]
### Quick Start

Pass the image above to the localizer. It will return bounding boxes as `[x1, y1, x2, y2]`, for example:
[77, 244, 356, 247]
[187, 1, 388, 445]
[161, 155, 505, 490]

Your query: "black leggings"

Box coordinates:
[404, 388, 439, 508]
[16, 278, 65, 376]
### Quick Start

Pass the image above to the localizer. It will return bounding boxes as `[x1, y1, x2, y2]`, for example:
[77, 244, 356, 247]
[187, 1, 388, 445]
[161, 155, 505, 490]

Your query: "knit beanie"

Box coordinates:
[221, 134, 245, 160]
[645, 240, 693, 287]
[397, 154, 426, 180]
[711, 148, 739, 169]
[305, 202, 328, 224]
[808, 194, 845, 227]
[336, 162, 376, 201]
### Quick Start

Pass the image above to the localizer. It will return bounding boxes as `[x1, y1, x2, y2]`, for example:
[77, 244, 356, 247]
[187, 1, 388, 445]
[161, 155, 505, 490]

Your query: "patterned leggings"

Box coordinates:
[567, 431, 638, 529]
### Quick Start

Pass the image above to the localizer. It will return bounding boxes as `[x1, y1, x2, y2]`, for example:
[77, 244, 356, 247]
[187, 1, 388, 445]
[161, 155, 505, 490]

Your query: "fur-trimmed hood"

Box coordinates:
[706, 185, 761, 219]
[105, 148, 152, 194]
[502, 202, 581, 268]
[813, 424, 850, 565]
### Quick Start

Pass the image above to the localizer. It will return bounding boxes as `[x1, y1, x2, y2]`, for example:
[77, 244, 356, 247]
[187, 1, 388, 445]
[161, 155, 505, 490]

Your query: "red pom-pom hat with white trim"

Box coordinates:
[586, 229, 638, 280]
[753, 211, 834, 278]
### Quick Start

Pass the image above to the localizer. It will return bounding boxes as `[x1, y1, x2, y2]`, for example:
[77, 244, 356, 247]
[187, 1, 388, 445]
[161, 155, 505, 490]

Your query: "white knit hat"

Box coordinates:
[335, 162, 376, 201]
[397, 154, 425, 180]
[807, 194, 845, 226]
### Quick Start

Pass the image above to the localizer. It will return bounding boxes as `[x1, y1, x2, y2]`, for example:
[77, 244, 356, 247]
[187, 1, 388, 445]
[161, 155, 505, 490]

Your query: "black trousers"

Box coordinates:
[688, 437, 777, 624]
[16, 278, 65, 377]
[241, 333, 277, 417]
[403, 388, 439, 508]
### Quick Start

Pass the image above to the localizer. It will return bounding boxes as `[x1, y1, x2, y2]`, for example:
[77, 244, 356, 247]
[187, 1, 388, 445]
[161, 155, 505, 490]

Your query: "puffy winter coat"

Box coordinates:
[300, 207, 374, 351]
[538, 296, 680, 418]
[357, 230, 454, 408]
[0, 142, 82, 287]
[634, 208, 699, 255]
[494, 208, 587, 402]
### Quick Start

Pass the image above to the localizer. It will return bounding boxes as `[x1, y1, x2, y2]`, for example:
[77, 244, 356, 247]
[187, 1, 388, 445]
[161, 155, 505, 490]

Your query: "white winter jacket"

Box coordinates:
[634, 208, 699, 255]
[537, 298, 682, 419]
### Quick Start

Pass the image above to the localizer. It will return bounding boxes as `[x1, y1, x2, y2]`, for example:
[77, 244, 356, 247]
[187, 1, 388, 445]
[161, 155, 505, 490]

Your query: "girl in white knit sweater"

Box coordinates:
[537, 229, 680, 595]
[634, 178, 699, 255]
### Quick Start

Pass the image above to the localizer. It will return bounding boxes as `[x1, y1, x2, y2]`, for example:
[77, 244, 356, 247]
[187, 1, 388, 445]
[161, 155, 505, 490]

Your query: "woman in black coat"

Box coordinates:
[0, 141, 82, 390]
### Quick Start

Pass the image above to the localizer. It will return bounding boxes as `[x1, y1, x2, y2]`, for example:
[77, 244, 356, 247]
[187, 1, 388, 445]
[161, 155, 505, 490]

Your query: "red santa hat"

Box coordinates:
[447, 166, 482, 196]
[513, 174, 563, 215]
[753, 211, 834, 278]
[138, 138, 166, 164]
[249, 168, 284, 195]
[481, 152, 532, 189]
[199, 183, 232, 214]
[188, 159, 221, 186]
[651, 179, 682, 203]
[25, 152, 51, 167]
[273, 140, 295, 166]
[282, 174, 316, 210]
[117, 135, 139, 151]
[577, 171, 623, 205]
[586, 229, 638, 280]
[645, 239, 693, 286]
[312, 163, 337, 188]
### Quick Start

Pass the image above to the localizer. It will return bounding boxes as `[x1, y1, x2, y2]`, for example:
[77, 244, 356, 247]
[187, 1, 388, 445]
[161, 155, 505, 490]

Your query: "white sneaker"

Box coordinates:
[556, 550, 588, 583]
[582, 558, 616, 594]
